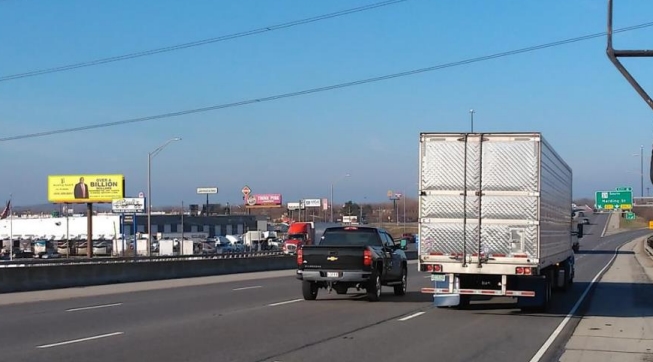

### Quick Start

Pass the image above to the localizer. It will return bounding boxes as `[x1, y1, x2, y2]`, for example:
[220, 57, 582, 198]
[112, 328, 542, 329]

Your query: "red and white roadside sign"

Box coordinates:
[241, 186, 251, 196]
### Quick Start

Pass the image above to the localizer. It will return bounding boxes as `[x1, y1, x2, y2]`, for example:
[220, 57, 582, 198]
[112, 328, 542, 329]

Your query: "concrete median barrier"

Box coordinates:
[0, 255, 297, 293]
[0, 250, 418, 294]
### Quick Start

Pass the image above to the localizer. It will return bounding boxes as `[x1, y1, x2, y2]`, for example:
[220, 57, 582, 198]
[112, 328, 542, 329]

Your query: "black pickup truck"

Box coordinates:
[296, 226, 408, 302]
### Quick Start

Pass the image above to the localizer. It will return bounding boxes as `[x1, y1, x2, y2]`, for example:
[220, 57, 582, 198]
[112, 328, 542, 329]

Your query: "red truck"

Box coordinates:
[283, 222, 314, 255]
[283, 222, 341, 255]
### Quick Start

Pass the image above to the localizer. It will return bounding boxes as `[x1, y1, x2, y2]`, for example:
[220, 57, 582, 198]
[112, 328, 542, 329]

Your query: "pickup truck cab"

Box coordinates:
[296, 226, 408, 302]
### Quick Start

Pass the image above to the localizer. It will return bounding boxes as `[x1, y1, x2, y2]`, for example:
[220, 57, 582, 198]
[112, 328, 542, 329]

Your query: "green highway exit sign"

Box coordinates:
[626, 212, 636, 220]
[616, 186, 632, 192]
[595, 190, 633, 210]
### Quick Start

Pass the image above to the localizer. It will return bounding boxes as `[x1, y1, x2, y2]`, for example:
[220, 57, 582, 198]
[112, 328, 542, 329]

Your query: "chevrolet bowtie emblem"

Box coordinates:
[327, 256, 338, 261]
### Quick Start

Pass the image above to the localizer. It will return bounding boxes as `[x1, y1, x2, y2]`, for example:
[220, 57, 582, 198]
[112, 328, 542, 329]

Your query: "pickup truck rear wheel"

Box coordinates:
[367, 272, 382, 302]
[394, 267, 407, 296]
[302, 281, 318, 300]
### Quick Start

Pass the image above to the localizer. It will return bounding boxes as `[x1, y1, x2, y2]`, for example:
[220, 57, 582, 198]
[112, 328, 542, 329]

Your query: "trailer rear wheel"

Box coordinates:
[563, 260, 574, 291]
[542, 276, 552, 311]
[555, 260, 572, 292]
[534, 272, 553, 312]
[519, 274, 552, 313]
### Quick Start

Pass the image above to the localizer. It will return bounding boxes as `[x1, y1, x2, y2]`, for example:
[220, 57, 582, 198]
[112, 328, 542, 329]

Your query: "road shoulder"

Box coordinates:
[558, 236, 653, 362]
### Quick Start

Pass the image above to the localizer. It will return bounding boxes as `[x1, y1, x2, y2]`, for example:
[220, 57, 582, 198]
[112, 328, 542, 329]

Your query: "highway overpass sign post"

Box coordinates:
[595, 190, 633, 210]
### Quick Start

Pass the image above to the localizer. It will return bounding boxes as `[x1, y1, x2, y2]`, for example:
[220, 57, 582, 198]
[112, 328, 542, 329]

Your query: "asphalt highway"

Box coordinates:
[0, 213, 649, 362]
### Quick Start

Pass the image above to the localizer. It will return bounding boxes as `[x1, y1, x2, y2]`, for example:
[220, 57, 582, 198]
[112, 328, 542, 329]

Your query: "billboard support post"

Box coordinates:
[86, 203, 93, 258]
[196, 187, 218, 216]
[241, 186, 252, 216]
[66, 203, 70, 256]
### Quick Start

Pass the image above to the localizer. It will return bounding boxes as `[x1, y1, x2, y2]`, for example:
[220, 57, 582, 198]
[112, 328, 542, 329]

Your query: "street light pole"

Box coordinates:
[632, 146, 645, 199]
[330, 173, 350, 223]
[330, 184, 334, 223]
[641, 145, 644, 198]
[147, 137, 181, 256]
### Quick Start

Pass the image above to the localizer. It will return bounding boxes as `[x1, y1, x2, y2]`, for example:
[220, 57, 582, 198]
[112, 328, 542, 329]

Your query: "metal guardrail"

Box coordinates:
[0, 251, 287, 268]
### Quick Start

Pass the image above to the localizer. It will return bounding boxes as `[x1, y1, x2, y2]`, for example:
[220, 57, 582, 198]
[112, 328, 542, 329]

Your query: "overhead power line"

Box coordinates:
[2, 21, 652, 143]
[0, 0, 407, 82]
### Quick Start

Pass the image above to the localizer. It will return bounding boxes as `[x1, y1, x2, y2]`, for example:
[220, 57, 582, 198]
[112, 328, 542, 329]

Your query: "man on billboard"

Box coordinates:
[74, 177, 89, 199]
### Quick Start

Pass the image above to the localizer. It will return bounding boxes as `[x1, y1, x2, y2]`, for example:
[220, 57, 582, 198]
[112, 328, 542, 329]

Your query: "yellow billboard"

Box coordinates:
[48, 174, 125, 204]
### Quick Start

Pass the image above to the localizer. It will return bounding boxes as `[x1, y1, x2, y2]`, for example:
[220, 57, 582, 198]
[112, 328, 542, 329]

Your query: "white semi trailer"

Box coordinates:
[418, 132, 584, 312]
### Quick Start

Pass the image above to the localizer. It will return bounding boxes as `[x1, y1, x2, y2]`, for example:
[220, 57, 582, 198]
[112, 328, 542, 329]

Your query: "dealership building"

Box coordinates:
[0, 214, 264, 240]
[129, 214, 262, 237]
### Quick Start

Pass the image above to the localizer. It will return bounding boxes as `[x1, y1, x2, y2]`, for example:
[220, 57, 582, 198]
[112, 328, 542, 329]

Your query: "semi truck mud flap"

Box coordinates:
[434, 293, 461, 307]
[430, 274, 461, 307]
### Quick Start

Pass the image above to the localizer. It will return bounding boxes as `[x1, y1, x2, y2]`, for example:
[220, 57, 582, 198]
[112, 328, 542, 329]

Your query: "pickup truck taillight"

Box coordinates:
[363, 249, 372, 266]
[297, 248, 303, 266]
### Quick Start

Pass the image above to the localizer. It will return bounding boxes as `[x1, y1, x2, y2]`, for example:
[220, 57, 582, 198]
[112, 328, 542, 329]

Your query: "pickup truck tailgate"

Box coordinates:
[302, 246, 367, 270]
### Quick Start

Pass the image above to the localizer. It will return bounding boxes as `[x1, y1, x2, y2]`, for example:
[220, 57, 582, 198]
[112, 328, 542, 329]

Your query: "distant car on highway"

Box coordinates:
[35, 250, 61, 259]
[296, 226, 408, 302]
[401, 233, 416, 243]
[572, 210, 591, 225]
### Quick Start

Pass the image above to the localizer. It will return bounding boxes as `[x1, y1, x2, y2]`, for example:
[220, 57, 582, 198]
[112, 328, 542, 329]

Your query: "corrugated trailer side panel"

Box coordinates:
[538, 136, 574, 264]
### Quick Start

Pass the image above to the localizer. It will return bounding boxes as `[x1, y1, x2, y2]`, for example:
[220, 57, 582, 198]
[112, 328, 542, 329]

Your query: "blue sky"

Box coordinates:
[1, 0, 653, 207]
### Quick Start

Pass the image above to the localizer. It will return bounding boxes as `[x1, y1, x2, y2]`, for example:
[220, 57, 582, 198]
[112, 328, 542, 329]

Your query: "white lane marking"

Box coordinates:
[398, 311, 425, 321]
[66, 303, 123, 312]
[268, 299, 303, 307]
[528, 243, 624, 362]
[233, 286, 262, 291]
[36, 332, 124, 349]
[600, 213, 610, 238]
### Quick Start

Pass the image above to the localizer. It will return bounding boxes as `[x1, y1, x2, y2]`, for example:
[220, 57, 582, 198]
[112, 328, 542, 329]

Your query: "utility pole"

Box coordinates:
[402, 191, 406, 233]
[330, 173, 350, 222]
